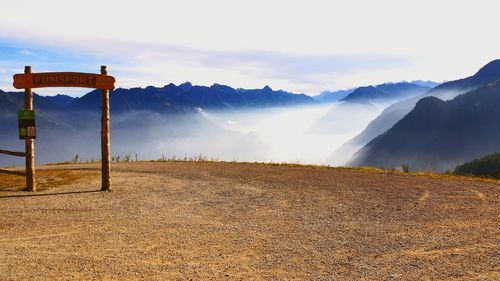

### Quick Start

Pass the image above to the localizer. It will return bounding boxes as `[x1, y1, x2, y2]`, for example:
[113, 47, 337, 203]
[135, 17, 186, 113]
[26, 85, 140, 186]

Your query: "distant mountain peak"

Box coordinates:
[409, 80, 440, 88]
[341, 82, 430, 103]
[44, 94, 75, 108]
[359, 85, 377, 90]
[179, 82, 193, 91]
[164, 83, 177, 90]
[474, 59, 500, 78]
[263, 85, 273, 92]
[341, 85, 386, 103]
[210, 83, 234, 91]
[413, 95, 446, 109]
[313, 88, 355, 103]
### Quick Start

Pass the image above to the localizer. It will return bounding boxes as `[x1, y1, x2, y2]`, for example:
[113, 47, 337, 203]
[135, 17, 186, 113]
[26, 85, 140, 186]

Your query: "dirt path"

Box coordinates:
[0, 162, 499, 280]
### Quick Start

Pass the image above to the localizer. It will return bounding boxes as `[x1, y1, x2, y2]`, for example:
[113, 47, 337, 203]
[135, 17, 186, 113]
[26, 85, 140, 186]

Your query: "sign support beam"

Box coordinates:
[24, 66, 36, 191]
[100, 66, 111, 191]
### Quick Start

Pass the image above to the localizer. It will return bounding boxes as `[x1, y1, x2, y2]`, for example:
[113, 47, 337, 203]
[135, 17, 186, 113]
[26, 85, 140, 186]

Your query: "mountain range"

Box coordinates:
[314, 81, 435, 104]
[1, 80, 437, 117]
[349, 80, 500, 171]
[329, 59, 500, 166]
[67, 83, 316, 113]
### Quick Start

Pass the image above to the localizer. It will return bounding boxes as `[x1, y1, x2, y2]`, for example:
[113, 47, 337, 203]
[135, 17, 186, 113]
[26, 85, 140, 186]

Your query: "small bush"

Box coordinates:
[123, 153, 131, 162]
[402, 164, 410, 173]
[71, 154, 80, 163]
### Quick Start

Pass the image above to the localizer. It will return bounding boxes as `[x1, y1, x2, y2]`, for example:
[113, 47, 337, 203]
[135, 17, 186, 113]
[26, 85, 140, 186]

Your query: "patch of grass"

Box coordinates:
[47, 153, 140, 165]
[154, 154, 219, 163]
[113, 153, 140, 163]
[0, 169, 98, 192]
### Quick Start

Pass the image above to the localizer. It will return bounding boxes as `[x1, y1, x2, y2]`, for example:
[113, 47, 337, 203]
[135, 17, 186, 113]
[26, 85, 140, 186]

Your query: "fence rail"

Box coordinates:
[0, 148, 27, 177]
[0, 149, 26, 157]
[0, 168, 26, 177]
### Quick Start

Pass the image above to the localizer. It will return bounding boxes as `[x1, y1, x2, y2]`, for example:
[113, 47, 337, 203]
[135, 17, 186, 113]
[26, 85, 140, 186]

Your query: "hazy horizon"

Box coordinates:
[0, 100, 397, 167]
[0, 79, 441, 98]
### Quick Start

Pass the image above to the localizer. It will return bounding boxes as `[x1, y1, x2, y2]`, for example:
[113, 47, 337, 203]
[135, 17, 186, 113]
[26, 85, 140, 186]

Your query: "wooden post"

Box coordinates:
[24, 66, 36, 191]
[100, 65, 111, 191]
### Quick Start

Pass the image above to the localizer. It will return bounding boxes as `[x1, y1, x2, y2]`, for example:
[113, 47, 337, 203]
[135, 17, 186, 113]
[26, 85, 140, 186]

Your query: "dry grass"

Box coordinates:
[155, 157, 500, 184]
[0, 168, 99, 191]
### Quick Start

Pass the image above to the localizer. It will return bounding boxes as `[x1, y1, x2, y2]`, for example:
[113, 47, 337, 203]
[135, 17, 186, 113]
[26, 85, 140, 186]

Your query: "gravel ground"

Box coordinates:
[0, 162, 499, 280]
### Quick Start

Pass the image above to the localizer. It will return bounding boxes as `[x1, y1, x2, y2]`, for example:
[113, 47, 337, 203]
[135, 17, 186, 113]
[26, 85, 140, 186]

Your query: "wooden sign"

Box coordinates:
[10, 66, 113, 192]
[18, 110, 36, 139]
[13, 72, 115, 90]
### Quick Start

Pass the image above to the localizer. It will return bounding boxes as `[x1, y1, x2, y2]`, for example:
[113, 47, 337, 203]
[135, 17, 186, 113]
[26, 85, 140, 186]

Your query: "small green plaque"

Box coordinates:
[18, 110, 36, 139]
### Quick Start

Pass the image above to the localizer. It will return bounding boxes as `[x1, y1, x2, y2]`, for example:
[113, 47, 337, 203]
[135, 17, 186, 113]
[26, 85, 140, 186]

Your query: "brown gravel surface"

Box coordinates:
[0, 162, 499, 280]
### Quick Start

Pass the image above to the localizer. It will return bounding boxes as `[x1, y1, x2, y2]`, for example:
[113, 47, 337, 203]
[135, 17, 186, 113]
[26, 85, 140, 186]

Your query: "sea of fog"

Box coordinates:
[184, 102, 390, 165]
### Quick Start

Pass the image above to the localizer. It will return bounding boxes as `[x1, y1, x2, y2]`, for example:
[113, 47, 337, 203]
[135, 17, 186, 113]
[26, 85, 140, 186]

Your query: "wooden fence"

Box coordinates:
[0, 149, 27, 177]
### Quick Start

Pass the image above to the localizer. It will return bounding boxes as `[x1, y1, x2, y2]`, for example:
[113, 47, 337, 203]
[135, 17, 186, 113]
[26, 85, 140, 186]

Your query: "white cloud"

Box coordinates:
[19, 50, 35, 56]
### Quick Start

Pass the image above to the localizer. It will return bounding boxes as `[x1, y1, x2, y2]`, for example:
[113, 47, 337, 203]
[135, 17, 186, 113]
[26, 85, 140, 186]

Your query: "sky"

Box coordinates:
[0, 0, 499, 96]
